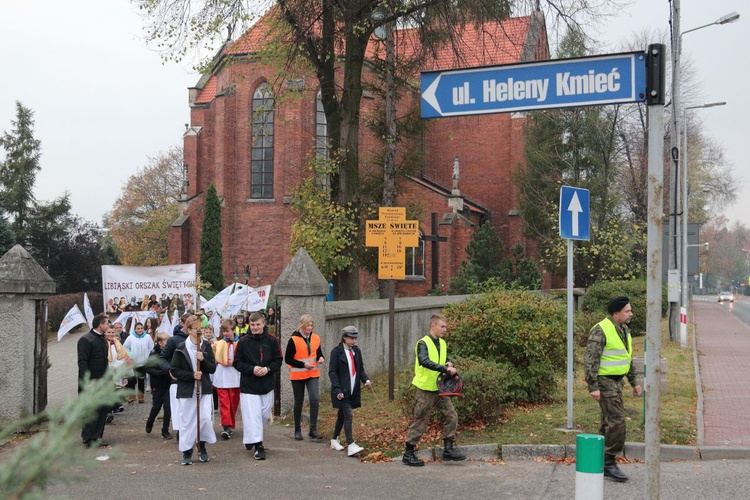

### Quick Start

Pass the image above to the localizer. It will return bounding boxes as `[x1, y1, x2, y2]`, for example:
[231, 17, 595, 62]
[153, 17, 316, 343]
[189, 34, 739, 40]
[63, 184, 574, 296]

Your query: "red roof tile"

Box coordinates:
[194, 76, 217, 104]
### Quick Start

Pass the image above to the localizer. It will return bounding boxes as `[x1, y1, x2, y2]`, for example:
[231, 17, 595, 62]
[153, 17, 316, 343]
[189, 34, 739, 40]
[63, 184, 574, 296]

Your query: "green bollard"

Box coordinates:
[575, 433, 604, 500]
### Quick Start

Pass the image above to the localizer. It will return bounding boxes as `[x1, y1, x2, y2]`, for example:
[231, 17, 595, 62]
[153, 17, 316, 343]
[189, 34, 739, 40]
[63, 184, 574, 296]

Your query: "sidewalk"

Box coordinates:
[694, 299, 750, 448]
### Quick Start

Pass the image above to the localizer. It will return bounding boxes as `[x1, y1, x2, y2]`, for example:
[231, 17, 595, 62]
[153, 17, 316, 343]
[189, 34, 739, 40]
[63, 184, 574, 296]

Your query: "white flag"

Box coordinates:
[113, 311, 132, 326]
[209, 311, 222, 339]
[245, 285, 271, 312]
[83, 293, 95, 329]
[58, 304, 87, 342]
[198, 295, 208, 310]
[220, 286, 249, 319]
[157, 311, 173, 336]
[171, 308, 180, 333]
[203, 283, 246, 313]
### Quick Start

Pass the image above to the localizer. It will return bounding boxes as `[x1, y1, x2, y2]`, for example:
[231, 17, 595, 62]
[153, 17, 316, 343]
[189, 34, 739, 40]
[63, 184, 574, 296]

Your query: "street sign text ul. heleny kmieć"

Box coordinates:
[421, 52, 646, 118]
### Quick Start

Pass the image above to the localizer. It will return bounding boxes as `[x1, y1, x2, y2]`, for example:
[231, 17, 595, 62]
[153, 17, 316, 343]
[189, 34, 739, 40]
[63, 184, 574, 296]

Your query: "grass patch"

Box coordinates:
[278, 323, 696, 458]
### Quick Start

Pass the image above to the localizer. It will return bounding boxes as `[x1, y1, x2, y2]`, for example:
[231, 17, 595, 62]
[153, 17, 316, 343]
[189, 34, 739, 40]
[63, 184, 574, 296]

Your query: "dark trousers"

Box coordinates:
[82, 404, 109, 443]
[291, 378, 320, 431]
[147, 386, 171, 433]
[333, 402, 354, 444]
[127, 366, 146, 397]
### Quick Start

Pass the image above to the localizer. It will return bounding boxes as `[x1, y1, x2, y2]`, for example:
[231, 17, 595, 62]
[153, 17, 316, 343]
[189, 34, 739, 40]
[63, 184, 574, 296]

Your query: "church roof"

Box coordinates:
[192, 9, 542, 103]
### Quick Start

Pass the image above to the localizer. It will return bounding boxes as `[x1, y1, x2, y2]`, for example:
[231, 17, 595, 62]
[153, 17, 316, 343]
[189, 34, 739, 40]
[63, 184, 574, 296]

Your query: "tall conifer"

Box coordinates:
[199, 184, 224, 291]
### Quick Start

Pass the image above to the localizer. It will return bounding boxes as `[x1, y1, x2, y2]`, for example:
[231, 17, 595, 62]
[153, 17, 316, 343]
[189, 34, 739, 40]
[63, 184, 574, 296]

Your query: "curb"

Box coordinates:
[393, 442, 750, 462]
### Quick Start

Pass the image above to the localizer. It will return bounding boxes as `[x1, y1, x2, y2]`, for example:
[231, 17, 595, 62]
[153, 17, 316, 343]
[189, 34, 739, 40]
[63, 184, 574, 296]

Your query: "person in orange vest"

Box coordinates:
[284, 314, 325, 441]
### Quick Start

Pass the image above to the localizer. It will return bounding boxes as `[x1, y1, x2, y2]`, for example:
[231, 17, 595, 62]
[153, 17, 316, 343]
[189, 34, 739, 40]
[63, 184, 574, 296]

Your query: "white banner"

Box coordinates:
[102, 264, 197, 314]
[157, 310, 173, 335]
[58, 304, 87, 342]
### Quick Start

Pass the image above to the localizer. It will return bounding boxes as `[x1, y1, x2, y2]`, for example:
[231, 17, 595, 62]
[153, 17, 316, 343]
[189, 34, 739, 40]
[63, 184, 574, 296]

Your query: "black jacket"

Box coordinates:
[77, 329, 108, 388]
[160, 325, 188, 384]
[233, 332, 283, 395]
[145, 344, 171, 390]
[328, 343, 369, 409]
[170, 338, 216, 398]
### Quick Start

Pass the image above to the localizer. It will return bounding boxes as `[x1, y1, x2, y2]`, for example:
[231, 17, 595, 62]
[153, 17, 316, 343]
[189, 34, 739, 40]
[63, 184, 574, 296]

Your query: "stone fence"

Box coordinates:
[273, 248, 470, 415]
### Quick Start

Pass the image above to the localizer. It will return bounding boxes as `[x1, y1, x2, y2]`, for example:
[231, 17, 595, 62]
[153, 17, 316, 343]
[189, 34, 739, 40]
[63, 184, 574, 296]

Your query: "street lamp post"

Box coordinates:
[668, 6, 739, 341]
[233, 265, 262, 285]
[681, 102, 726, 347]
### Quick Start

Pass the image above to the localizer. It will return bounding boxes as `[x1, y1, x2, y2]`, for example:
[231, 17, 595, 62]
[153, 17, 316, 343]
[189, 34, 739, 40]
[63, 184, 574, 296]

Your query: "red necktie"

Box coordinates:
[348, 350, 356, 376]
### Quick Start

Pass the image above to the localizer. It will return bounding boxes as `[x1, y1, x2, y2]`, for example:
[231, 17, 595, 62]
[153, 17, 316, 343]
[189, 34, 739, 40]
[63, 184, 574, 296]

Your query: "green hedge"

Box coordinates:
[581, 279, 667, 337]
[442, 290, 566, 403]
[395, 357, 525, 423]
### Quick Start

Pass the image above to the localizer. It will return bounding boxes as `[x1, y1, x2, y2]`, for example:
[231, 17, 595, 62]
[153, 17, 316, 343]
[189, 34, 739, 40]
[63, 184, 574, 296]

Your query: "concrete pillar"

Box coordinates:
[273, 248, 329, 415]
[0, 245, 56, 426]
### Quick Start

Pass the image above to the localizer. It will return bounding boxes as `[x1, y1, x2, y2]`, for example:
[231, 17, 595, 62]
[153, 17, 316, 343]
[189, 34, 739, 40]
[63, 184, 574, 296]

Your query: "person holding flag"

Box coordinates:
[170, 315, 217, 465]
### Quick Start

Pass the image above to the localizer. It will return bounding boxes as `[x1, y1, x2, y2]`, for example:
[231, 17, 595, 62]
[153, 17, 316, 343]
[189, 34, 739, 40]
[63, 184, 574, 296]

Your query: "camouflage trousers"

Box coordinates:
[597, 376, 627, 456]
[405, 388, 458, 446]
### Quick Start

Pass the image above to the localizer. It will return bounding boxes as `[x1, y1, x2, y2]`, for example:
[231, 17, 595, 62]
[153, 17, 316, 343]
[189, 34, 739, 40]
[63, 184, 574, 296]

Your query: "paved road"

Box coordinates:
[36, 305, 750, 498]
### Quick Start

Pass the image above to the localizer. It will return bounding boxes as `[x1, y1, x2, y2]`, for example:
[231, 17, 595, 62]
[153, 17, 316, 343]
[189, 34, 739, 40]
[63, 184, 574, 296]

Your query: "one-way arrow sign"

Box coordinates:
[559, 186, 590, 240]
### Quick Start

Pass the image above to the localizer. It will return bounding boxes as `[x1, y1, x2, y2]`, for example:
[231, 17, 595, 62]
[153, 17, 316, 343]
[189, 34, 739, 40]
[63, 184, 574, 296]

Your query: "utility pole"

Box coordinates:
[668, 0, 681, 342]
[645, 43, 666, 500]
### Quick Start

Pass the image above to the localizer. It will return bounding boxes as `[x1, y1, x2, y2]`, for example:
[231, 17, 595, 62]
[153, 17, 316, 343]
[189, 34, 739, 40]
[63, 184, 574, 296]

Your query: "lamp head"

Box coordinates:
[717, 12, 740, 25]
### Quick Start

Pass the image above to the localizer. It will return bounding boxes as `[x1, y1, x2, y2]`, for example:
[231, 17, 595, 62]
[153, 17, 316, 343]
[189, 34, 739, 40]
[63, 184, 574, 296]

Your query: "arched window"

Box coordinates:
[405, 235, 425, 278]
[251, 83, 274, 199]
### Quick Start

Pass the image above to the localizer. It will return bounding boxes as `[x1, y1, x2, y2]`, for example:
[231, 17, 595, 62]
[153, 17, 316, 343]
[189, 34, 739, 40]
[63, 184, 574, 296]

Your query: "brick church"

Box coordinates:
[168, 10, 550, 297]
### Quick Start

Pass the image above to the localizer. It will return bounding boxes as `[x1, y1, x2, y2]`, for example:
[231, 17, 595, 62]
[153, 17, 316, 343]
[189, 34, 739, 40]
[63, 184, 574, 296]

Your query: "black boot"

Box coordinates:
[294, 429, 303, 441]
[442, 439, 466, 461]
[308, 426, 323, 440]
[402, 443, 425, 467]
[604, 454, 628, 482]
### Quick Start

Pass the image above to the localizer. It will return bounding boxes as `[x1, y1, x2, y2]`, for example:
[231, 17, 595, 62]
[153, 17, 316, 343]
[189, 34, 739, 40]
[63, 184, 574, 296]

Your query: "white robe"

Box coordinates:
[178, 393, 216, 452]
[240, 392, 274, 445]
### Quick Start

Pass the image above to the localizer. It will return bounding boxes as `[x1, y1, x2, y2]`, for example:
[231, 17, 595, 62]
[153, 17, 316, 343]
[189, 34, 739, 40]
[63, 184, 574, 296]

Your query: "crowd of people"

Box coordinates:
[77, 308, 368, 464]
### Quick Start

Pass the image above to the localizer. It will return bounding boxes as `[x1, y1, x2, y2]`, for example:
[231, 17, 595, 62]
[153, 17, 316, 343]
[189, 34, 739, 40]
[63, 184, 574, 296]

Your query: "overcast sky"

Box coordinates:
[0, 0, 746, 228]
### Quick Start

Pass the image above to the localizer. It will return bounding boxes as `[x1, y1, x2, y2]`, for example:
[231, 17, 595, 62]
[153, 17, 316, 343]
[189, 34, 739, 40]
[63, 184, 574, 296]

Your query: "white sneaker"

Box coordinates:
[331, 438, 345, 451]
[347, 442, 364, 456]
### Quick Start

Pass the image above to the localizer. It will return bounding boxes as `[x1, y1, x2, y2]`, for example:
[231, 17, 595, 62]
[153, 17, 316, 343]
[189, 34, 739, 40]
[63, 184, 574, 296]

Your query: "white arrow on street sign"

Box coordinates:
[567, 191, 582, 237]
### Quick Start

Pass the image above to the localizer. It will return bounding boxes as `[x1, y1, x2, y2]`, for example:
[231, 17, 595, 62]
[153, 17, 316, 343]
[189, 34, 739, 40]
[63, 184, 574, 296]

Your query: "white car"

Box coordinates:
[718, 291, 734, 303]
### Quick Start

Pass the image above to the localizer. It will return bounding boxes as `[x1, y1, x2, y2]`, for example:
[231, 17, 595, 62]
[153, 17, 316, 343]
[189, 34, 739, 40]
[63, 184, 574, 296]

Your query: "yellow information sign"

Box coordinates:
[365, 207, 419, 280]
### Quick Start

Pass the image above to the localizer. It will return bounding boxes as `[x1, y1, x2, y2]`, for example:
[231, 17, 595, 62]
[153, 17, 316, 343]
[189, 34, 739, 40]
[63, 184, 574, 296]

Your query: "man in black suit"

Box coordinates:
[78, 313, 111, 447]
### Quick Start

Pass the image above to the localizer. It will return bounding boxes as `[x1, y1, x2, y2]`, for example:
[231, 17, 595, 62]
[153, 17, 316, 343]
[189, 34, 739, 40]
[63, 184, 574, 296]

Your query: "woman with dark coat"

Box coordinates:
[328, 326, 371, 457]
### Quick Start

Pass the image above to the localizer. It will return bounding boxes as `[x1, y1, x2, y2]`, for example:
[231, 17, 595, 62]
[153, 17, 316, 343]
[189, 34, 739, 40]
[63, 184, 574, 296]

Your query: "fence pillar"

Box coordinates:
[0, 245, 56, 426]
[273, 248, 329, 415]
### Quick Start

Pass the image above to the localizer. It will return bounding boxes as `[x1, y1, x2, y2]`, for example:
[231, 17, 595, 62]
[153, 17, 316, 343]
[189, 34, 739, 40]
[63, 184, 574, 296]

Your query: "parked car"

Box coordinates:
[718, 291, 734, 303]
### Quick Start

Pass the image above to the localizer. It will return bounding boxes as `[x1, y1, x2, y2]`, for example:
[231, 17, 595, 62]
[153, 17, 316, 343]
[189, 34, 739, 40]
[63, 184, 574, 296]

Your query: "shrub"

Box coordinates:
[442, 290, 566, 403]
[395, 357, 525, 423]
[581, 279, 667, 337]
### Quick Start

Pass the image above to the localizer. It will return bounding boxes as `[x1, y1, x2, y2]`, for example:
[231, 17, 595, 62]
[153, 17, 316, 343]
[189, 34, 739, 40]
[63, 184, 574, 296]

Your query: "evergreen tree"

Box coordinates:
[0, 210, 15, 256]
[449, 222, 512, 293]
[0, 101, 42, 243]
[199, 184, 223, 292]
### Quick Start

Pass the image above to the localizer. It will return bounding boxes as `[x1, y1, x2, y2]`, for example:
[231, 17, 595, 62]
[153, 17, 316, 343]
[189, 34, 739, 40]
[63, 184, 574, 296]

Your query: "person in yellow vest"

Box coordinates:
[213, 319, 241, 440]
[234, 314, 249, 337]
[402, 314, 465, 466]
[584, 295, 643, 483]
[285, 314, 325, 441]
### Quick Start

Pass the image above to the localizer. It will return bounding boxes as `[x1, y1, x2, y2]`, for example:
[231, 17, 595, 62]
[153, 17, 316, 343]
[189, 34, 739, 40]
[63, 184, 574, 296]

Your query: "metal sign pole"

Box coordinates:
[644, 43, 666, 500]
[566, 238, 574, 429]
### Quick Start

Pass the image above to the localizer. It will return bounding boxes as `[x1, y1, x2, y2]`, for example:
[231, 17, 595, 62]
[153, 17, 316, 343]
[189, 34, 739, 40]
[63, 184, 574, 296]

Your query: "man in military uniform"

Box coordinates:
[402, 314, 466, 466]
[584, 295, 643, 482]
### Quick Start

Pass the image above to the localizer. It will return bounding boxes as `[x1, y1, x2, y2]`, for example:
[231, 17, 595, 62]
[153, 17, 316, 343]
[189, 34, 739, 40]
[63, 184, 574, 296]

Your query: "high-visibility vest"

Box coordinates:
[596, 318, 633, 376]
[411, 335, 446, 391]
[235, 325, 249, 337]
[288, 334, 320, 380]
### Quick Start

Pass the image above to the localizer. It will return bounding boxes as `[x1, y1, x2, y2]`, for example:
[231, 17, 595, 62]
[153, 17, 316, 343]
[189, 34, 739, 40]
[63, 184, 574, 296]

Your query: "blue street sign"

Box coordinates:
[421, 52, 646, 118]
[559, 186, 590, 241]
